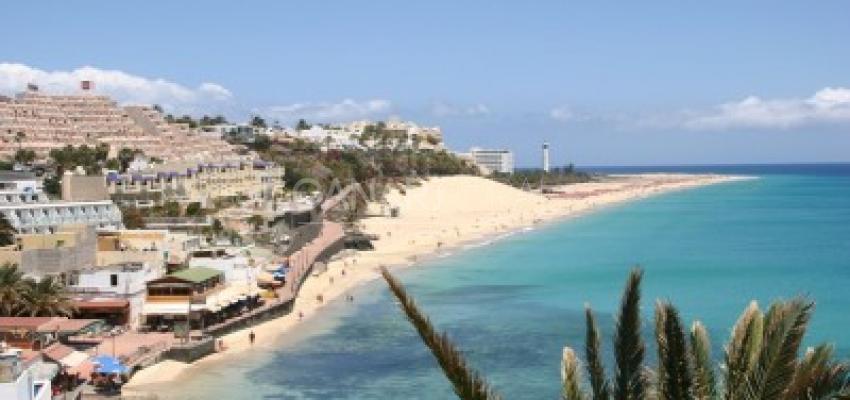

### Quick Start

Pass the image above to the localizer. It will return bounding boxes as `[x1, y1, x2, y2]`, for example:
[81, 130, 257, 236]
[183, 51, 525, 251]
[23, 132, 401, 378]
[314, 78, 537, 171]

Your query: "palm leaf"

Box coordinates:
[586, 306, 611, 400]
[783, 344, 850, 400]
[743, 299, 813, 400]
[690, 321, 717, 400]
[655, 301, 694, 400]
[723, 301, 764, 400]
[381, 267, 500, 400]
[655, 302, 669, 399]
[613, 268, 647, 400]
[563, 347, 588, 400]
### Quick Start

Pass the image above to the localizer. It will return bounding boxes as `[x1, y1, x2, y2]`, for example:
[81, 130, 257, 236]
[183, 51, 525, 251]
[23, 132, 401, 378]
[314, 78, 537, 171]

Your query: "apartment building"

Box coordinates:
[0, 88, 239, 162]
[0, 173, 122, 234]
[105, 159, 285, 208]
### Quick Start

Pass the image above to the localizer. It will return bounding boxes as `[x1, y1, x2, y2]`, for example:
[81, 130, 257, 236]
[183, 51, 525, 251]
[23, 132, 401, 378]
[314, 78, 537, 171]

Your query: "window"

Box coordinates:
[110, 274, 118, 287]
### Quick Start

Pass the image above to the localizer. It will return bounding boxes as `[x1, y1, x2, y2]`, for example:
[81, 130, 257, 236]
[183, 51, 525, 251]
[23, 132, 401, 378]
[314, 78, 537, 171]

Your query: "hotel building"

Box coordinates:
[467, 148, 514, 174]
[104, 159, 286, 208]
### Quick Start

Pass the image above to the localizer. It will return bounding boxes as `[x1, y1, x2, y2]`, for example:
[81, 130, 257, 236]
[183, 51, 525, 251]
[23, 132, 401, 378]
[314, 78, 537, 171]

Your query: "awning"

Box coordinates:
[59, 351, 90, 369]
[142, 302, 190, 315]
[190, 303, 222, 313]
[74, 299, 129, 310]
[257, 271, 276, 283]
[69, 359, 95, 377]
[94, 355, 129, 375]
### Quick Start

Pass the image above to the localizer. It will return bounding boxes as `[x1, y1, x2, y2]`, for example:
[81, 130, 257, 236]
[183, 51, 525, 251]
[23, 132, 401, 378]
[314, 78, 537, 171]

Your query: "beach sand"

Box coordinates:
[124, 173, 747, 393]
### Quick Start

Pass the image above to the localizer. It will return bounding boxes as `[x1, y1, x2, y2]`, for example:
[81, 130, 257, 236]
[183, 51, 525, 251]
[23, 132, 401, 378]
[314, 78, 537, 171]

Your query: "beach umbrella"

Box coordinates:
[93, 355, 129, 375]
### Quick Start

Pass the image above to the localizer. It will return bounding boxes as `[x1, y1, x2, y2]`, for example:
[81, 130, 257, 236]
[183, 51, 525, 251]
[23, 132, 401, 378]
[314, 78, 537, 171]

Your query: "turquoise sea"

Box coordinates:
[158, 164, 850, 399]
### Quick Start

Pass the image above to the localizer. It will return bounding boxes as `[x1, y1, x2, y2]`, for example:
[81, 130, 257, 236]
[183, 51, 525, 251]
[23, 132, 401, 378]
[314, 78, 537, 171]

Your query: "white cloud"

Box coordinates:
[431, 102, 490, 117]
[260, 99, 391, 123]
[0, 63, 232, 112]
[549, 106, 575, 121]
[682, 87, 850, 130]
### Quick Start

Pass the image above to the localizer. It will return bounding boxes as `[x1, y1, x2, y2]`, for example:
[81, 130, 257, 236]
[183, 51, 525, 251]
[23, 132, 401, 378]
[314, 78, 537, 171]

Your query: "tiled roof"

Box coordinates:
[0, 317, 59, 330]
[41, 342, 74, 362]
[35, 318, 100, 333]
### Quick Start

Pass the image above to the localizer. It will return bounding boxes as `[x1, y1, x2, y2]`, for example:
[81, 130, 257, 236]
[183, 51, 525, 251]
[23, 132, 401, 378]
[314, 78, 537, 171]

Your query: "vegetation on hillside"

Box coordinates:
[381, 267, 850, 400]
[162, 112, 228, 128]
[257, 137, 477, 194]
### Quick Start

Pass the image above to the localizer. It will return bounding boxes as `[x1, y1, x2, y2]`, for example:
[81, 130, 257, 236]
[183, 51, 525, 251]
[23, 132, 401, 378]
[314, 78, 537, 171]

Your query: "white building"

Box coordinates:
[468, 148, 514, 174]
[0, 349, 51, 400]
[0, 172, 41, 194]
[0, 174, 123, 234]
[188, 248, 257, 284]
[68, 262, 164, 328]
[274, 119, 445, 152]
[289, 126, 362, 150]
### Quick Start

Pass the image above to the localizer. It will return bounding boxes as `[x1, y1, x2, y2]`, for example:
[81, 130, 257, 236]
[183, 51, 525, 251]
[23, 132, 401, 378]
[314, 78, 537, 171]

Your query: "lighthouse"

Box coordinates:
[542, 142, 550, 173]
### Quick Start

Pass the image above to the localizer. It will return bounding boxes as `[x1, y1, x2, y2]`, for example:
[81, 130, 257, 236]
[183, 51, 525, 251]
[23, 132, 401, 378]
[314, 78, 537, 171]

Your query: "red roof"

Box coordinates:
[42, 342, 74, 362]
[0, 317, 61, 330]
[0, 317, 100, 333]
[37, 318, 100, 333]
[73, 299, 130, 309]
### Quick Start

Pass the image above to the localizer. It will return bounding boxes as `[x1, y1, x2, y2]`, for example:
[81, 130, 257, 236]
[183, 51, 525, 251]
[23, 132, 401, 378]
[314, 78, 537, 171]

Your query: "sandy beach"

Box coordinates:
[124, 173, 748, 393]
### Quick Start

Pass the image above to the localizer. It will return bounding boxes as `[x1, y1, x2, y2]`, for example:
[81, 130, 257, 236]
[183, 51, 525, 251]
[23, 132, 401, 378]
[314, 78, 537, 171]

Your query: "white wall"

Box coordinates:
[0, 366, 51, 400]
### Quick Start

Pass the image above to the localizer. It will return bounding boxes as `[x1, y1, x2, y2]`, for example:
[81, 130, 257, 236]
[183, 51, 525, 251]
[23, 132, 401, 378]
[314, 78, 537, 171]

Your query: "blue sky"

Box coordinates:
[2, 1, 850, 166]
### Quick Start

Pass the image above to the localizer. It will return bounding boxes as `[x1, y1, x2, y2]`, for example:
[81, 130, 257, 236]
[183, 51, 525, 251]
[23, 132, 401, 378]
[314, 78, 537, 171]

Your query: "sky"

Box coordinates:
[2, 1, 850, 166]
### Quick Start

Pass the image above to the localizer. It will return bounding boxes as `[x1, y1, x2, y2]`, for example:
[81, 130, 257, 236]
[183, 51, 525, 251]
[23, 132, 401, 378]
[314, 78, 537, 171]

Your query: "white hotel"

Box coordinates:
[466, 148, 515, 174]
[0, 173, 122, 234]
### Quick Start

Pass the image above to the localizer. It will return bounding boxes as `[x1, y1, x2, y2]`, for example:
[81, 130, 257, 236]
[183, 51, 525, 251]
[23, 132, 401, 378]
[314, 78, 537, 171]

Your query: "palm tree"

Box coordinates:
[381, 267, 850, 400]
[0, 263, 28, 316]
[247, 214, 265, 232]
[563, 270, 850, 400]
[19, 275, 75, 317]
[0, 213, 17, 246]
[15, 131, 25, 151]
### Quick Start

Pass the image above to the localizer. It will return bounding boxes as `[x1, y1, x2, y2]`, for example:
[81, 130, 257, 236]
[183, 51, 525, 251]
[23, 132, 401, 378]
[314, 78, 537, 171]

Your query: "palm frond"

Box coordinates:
[655, 301, 694, 400]
[380, 267, 500, 400]
[655, 302, 669, 399]
[613, 268, 647, 400]
[690, 321, 717, 400]
[744, 298, 813, 400]
[563, 347, 588, 400]
[723, 301, 764, 400]
[783, 344, 850, 400]
[585, 306, 611, 400]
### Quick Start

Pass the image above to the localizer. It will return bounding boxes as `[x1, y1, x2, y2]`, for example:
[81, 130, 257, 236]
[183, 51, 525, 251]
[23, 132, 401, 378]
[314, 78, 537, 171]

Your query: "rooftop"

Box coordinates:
[168, 267, 223, 283]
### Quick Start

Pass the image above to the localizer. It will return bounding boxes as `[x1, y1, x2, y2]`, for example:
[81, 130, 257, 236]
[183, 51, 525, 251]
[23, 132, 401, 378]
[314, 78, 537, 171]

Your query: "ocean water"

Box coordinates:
[158, 164, 850, 399]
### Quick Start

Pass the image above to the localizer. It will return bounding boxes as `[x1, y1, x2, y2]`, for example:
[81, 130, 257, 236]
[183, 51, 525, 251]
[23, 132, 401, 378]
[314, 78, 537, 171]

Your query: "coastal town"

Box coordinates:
[0, 83, 736, 400]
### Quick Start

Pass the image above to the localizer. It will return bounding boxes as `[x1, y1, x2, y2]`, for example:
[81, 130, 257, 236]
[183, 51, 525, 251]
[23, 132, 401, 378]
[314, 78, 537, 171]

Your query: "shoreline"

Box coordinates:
[123, 173, 753, 395]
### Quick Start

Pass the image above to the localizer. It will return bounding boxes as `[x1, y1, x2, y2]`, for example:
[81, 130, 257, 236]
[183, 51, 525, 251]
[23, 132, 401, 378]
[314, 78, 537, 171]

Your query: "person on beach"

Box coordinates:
[298, 311, 304, 321]
[249, 331, 256, 345]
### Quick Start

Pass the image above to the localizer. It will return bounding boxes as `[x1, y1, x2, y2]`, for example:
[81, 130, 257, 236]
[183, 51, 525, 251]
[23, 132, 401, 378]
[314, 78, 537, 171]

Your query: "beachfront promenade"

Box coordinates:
[198, 221, 345, 340]
[280, 221, 346, 300]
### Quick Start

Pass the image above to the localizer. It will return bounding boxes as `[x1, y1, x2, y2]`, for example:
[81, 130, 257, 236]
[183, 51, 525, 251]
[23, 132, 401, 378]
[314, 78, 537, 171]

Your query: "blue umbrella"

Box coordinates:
[94, 355, 129, 375]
